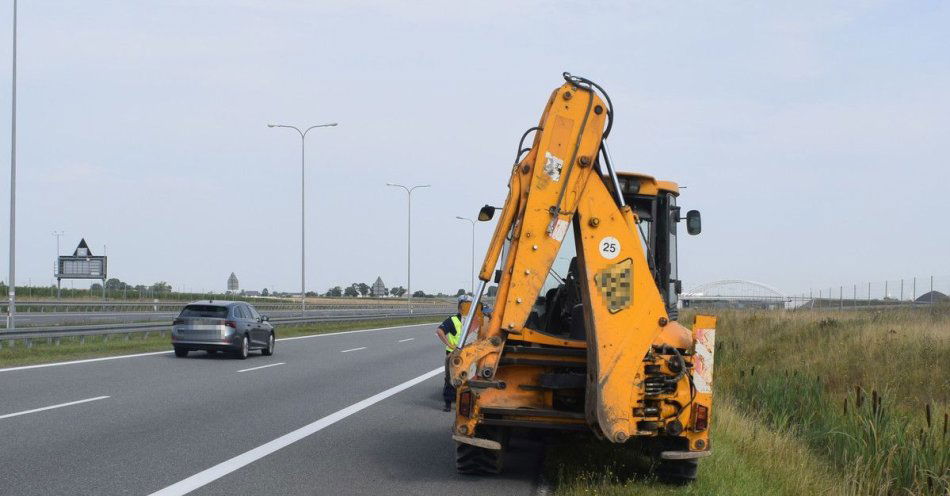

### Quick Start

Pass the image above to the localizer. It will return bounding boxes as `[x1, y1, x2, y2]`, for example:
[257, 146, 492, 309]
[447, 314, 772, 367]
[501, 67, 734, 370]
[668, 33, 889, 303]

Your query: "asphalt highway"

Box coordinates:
[7, 307, 449, 327]
[0, 323, 541, 495]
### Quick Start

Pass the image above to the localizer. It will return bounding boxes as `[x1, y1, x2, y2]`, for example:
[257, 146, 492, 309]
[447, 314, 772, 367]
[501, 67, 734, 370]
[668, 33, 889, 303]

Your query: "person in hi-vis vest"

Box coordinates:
[436, 295, 479, 412]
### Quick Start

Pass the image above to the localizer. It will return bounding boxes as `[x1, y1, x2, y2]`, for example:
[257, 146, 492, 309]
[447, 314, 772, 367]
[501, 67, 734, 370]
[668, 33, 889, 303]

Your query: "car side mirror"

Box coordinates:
[686, 210, 701, 235]
[478, 205, 496, 222]
[261, 315, 269, 322]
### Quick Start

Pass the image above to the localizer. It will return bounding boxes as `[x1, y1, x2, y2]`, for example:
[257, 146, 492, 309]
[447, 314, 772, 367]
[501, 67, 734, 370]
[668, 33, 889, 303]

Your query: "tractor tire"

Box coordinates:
[455, 442, 504, 475]
[654, 458, 698, 484]
[455, 427, 507, 475]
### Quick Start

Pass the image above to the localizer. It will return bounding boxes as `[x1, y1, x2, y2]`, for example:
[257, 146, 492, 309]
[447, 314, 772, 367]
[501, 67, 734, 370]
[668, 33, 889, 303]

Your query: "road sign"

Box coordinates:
[55, 239, 107, 298]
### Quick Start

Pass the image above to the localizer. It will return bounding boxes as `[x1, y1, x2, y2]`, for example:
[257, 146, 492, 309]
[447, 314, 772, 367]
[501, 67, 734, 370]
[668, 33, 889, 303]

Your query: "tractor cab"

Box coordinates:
[613, 172, 701, 319]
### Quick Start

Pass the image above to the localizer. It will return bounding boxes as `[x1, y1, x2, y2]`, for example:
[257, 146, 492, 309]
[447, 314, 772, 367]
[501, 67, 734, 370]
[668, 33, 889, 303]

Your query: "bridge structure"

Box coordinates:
[681, 279, 790, 309]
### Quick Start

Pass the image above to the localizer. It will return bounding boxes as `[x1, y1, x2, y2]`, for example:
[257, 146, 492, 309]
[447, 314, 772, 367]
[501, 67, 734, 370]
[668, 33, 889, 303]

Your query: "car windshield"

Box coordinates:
[179, 305, 228, 319]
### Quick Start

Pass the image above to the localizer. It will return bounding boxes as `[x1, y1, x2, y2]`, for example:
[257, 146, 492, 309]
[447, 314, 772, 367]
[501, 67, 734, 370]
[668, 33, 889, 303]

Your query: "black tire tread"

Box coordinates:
[455, 442, 503, 475]
[261, 333, 274, 356]
[655, 458, 698, 483]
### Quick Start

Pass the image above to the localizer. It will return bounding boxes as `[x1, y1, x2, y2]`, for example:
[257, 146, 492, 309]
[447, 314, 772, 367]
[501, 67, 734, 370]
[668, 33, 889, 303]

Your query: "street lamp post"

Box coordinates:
[455, 216, 475, 295]
[386, 183, 430, 314]
[268, 122, 337, 316]
[6, 0, 17, 330]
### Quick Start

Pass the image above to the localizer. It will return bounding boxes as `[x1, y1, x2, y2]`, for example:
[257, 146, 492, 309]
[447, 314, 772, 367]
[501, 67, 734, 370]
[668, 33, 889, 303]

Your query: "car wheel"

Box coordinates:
[262, 333, 275, 356]
[174, 347, 188, 358]
[236, 335, 249, 360]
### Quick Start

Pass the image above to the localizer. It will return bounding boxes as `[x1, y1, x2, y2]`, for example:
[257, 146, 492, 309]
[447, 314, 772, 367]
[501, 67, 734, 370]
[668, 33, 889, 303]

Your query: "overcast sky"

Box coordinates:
[0, 1, 946, 296]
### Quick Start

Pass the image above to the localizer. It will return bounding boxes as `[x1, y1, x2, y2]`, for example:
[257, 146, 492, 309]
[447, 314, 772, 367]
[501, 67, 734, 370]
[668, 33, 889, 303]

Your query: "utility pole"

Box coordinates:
[268, 122, 338, 316]
[387, 183, 430, 314]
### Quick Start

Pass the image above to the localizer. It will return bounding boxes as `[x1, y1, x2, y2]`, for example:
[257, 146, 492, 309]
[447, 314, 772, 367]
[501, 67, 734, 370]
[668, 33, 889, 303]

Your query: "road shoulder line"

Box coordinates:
[148, 367, 442, 496]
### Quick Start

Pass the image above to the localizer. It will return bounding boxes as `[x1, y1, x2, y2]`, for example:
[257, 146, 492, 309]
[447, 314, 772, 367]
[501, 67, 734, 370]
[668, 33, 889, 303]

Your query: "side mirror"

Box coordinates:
[261, 315, 270, 322]
[478, 205, 496, 222]
[686, 210, 702, 235]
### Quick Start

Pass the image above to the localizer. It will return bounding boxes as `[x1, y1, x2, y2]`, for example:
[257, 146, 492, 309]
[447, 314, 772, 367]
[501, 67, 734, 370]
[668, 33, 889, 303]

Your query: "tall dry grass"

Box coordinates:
[715, 305, 950, 495]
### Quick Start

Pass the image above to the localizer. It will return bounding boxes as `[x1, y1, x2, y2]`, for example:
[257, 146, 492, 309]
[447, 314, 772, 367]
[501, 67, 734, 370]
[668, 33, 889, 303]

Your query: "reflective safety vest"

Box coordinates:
[446, 315, 462, 352]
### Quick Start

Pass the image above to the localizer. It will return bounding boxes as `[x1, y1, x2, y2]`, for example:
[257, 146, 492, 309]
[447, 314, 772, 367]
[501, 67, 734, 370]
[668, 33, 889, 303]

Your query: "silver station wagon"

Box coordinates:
[171, 301, 275, 359]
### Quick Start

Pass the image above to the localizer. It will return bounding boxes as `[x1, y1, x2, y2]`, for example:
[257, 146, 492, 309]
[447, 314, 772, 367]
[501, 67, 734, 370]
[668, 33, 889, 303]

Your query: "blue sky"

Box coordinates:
[0, 1, 946, 296]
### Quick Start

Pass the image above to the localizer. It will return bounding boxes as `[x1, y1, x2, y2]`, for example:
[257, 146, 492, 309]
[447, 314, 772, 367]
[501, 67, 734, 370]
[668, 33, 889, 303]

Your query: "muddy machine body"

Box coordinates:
[449, 73, 716, 482]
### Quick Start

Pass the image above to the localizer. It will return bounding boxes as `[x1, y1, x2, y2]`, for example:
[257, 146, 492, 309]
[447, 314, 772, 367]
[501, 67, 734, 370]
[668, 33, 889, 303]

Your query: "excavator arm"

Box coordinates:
[449, 73, 713, 479]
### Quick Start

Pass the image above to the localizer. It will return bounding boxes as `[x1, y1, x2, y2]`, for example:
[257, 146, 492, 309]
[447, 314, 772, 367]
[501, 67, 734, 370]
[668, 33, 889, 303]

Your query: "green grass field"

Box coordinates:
[0, 316, 440, 368]
[547, 305, 950, 496]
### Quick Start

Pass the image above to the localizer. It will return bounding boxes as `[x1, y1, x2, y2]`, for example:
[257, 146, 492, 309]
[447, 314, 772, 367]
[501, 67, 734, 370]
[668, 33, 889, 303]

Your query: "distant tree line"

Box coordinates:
[315, 282, 463, 298]
[90, 278, 172, 294]
[321, 282, 410, 298]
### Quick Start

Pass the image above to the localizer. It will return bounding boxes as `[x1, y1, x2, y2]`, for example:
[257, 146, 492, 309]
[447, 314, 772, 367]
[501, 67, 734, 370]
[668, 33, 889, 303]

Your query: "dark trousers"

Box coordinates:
[443, 351, 456, 406]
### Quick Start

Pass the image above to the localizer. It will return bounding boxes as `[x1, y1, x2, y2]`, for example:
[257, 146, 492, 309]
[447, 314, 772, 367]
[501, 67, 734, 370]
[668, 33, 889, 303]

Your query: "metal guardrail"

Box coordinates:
[0, 299, 454, 312]
[0, 310, 446, 342]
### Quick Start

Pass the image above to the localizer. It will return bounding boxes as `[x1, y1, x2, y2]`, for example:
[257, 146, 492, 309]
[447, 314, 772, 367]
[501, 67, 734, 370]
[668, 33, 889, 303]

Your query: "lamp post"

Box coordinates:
[268, 122, 337, 316]
[6, 0, 17, 330]
[386, 183, 429, 314]
[455, 216, 475, 295]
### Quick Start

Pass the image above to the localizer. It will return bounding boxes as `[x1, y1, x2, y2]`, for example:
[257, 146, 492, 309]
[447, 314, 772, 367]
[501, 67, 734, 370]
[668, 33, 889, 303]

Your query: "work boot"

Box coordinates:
[443, 403, 452, 412]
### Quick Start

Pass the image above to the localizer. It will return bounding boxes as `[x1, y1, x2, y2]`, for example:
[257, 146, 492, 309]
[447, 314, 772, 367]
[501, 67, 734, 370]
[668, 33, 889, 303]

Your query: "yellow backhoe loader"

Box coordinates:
[448, 73, 716, 482]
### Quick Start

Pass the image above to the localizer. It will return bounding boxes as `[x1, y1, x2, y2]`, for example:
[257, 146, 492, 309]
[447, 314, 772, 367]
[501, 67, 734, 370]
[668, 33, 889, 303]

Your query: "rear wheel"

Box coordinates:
[649, 437, 699, 484]
[174, 347, 188, 358]
[261, 333, 275, 356]
[456, 427, 506, 475]
[235, 336, 249, 360]
[655, 458, 698, 483]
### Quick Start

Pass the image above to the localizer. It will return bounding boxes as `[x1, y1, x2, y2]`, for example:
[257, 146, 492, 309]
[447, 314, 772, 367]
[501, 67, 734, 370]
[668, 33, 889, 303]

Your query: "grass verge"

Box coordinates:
[717, 306, 949, 495]
[547, 305, 949, 495]
[547, 396, 842, 496]
[0, 316, 440, 368]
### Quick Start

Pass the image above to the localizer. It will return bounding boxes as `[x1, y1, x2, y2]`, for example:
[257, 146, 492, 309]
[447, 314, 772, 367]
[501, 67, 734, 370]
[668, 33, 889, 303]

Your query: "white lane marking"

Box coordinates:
[340, 347, 366, 353]
[0, 351, 171, 373]
[0, 322, 437, 373]
[276, 322, 437, 342]
[398, 338, 414, 343]
[237, 362, 285, 373]
[149, 367, 442, 496]
[0, 396, 110, 420]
